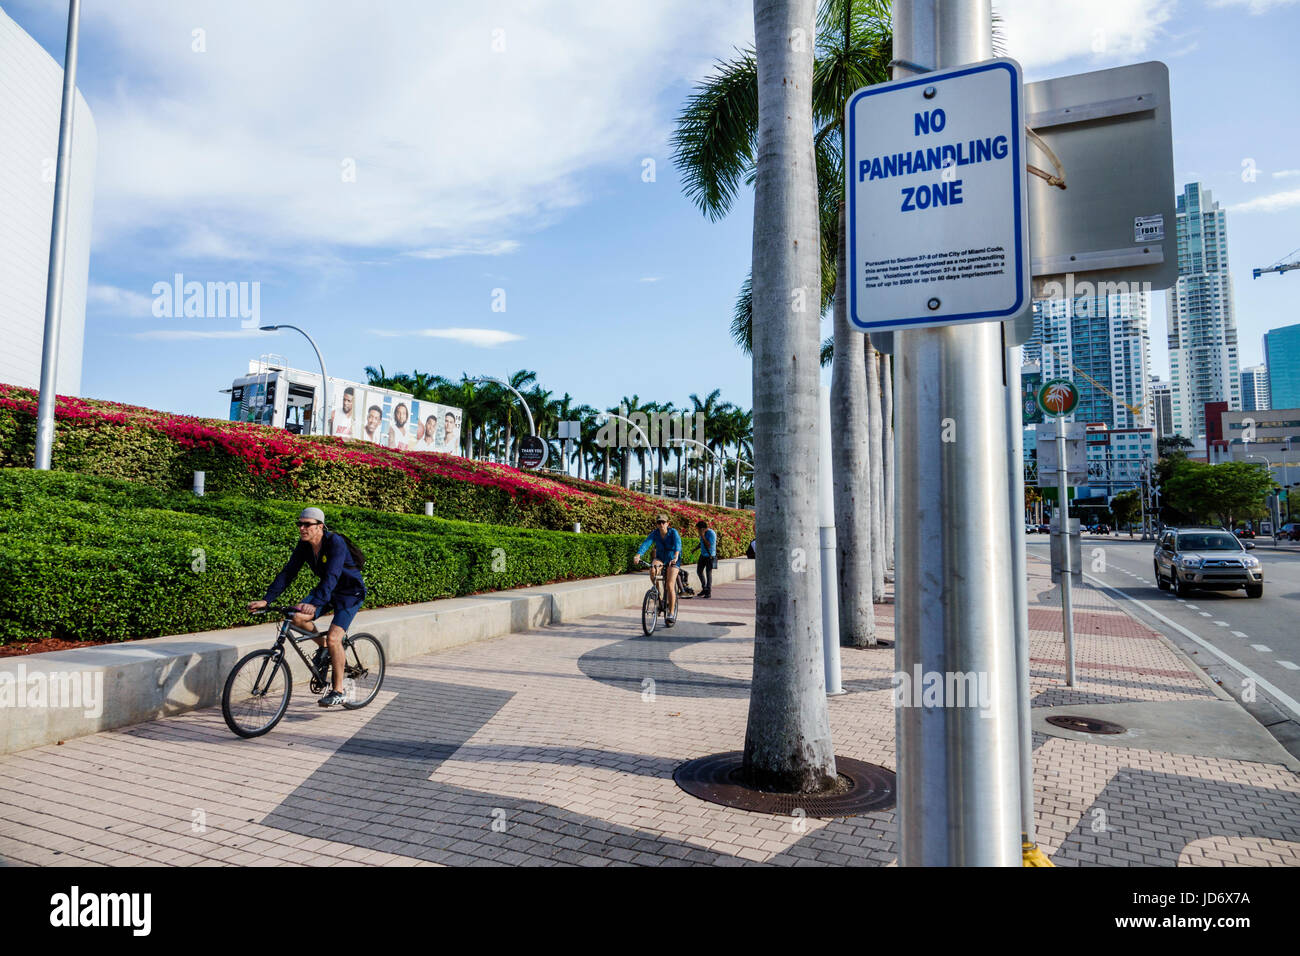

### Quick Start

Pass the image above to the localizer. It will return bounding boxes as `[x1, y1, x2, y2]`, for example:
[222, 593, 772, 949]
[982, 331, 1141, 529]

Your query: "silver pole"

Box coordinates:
[33, 0, 82, 471]
[893, 0, 1021, 867]
[1058, 423, 1076, 686]
[819, 386, 843, 695]
[1005, 344, 1033, 845]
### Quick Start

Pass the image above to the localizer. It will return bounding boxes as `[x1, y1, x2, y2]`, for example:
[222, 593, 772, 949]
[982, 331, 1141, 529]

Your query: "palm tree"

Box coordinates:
[689, 389, 726, 503]
[740, 0, 836, 794]
[619, 394, 649, 490]
[675, 0, 892, 635]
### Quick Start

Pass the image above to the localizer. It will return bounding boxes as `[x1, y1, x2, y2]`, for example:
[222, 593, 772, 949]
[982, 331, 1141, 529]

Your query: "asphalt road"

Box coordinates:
[1026, 532, 1300, 758]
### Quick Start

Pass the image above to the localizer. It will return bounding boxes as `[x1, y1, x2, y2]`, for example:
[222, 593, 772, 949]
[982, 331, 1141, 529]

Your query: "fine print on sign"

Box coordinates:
[519, 434, 547, 470]
[846, 58, 1030, 332]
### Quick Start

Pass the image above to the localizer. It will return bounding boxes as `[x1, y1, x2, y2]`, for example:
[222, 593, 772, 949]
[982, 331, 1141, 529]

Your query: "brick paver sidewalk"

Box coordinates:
[1, 562, 1297, 866]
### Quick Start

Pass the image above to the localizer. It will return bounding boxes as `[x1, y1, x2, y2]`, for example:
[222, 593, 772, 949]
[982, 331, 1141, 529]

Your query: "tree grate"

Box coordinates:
[673, 751, 896, 817]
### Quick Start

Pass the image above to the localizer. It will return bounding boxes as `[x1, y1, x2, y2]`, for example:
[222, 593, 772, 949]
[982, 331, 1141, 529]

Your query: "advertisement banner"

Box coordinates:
[229, 381, 276, 426]
[360, 390, 389, 444]
[387, 397, 416, 451]
[329, 381, 361, 439]
[1021, 368, 1043, 425]
[412, 403, 463, 455]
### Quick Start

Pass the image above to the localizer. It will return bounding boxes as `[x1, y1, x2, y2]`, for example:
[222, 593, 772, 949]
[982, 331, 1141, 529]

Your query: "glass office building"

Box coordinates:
[1264, 323, 1300, 410]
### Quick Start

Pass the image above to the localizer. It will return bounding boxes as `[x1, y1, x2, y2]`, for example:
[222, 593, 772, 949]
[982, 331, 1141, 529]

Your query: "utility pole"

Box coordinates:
[892, 0, 1021, 866]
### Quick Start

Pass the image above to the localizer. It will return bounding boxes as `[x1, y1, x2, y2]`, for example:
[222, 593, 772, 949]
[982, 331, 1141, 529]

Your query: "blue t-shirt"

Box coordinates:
[637, 527, 682, 564]
[698, 528, 717, 558]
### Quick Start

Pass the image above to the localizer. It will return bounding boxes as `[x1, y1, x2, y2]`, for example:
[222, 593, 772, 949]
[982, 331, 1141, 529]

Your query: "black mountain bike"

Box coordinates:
[221, 605, 386, 738]
[641, 560, 682, 636]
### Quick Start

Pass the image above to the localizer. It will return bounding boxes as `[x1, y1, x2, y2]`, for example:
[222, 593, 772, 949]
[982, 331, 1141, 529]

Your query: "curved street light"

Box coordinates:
[598, 412, 654, 494]
[471, 376, 535, 466]
[1245, 453, 1279, 544]
[260, 324, 328, 436]
[671, 437, 726, 506]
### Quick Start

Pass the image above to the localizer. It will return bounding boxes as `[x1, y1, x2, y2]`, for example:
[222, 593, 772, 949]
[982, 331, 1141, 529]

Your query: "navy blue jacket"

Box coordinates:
[263, 531, 366, 609]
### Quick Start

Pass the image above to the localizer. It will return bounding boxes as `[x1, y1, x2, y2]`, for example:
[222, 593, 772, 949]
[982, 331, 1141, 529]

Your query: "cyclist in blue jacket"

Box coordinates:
[634, 514, 682, 625]
[248, 507, 367, 707]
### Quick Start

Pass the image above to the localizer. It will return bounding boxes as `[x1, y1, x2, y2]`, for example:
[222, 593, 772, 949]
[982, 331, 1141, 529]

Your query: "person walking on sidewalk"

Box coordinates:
[695, 519, 717, 598]
[247, 507, 367, 707]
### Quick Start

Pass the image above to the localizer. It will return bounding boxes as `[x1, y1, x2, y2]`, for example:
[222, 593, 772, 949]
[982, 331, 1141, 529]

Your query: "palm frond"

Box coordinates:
[671, 48, 759, 221]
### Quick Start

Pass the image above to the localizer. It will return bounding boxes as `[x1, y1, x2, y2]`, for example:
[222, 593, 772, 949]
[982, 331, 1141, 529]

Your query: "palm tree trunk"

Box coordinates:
[742, 0, 836, 793]
[879, 351, 895, 570]
[831, 204, 876, 646]
[866, 340, 886, 602]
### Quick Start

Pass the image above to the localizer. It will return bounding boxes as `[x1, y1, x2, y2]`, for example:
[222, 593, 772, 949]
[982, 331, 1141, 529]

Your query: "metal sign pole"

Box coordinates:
[1057, 424, 1076, 686]
[819, 386, 843, 696]
[893, 0, 1021, 867]
[33, 0, 82, 470]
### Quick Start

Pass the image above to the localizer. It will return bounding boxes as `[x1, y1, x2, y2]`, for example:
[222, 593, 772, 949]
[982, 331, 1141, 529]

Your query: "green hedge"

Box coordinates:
[0, 469, 709, 646]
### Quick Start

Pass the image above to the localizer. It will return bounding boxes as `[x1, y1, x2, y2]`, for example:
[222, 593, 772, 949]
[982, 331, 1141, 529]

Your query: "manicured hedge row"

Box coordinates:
[0, 383, 753, 555]
[0, 469, 708, 645]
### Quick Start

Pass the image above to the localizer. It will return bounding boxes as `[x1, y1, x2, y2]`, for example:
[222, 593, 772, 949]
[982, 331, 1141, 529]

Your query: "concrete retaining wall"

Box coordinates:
[0, 559, 754, 755]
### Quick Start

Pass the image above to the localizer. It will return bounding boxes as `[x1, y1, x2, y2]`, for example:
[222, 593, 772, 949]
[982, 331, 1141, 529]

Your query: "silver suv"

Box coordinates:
[1153, 527, 1263, 598]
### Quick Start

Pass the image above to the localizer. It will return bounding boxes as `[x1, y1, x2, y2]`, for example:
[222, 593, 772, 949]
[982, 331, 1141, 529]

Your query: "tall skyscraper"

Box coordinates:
[1264, 323, 1300, 409]
[1167, 183, 1240, 439]
[1150, 379, 1174, 438]
[1025, 290, 1151, 430]
[1240, 364, 1270, 411]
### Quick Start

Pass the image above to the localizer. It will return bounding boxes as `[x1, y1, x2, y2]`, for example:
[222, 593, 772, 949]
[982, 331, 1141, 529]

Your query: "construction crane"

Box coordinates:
[1254, 247, 1300, 279]
[1040, 343, 1146, 420]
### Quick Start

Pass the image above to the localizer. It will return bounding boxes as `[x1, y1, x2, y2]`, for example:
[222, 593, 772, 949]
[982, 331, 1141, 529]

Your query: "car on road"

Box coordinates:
[1153, 527, 1263, 598]
[1280, 522, 1300, 542]
[1037, 523, 1050, 534]
[1234, 526, 1256, 539]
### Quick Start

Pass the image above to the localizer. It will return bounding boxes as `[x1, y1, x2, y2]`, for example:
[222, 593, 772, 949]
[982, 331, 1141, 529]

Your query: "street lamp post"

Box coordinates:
[260, 325, 328, 436]
[599, 412, 653, 494]
[472, 377, 535, 466]
[33, 0, 83, 470]
[672, 438, 726, 506]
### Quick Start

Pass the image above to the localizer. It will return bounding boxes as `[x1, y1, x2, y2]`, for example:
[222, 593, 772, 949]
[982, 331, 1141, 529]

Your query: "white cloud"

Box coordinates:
[1208, 0, 1297, 13]
[994, 0, 1175, 69]
[87, 284, 153, 316]
[128, 329, 268, 340]
[67, 0, 753, 268]
[405, 240, 520, 260]
[1228, 187, 1300, 213]
[639, 276, 662, 283]
[371, 328, 524, 347]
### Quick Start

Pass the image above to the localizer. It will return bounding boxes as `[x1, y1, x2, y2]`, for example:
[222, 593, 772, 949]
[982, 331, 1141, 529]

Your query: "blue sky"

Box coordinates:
[8, 0, 1299, 421]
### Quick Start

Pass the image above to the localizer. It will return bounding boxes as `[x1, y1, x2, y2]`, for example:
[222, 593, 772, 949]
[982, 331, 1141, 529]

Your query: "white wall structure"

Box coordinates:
[0, 8, 97, 396]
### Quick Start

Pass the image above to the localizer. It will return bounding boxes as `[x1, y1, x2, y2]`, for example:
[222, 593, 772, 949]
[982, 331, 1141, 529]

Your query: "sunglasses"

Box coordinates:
[297, 520, 320, 528]
[656, 520, 668, 525]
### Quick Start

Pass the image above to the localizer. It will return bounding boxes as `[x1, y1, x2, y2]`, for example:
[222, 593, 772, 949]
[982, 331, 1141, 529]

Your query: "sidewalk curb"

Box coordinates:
[0, 559, 756, 756]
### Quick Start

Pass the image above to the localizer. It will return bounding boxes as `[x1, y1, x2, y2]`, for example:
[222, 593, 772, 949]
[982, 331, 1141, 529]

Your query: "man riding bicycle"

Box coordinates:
[634, 514, 682, 626]
[247, 507, 367, 707]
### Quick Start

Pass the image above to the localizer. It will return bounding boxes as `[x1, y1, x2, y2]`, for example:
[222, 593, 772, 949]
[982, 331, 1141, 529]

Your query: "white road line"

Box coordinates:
[1083, 572, 1300, 722]
[1214, 621, 1229, 626]
[1251, 644, 1272, 653]
[1186, 604, 1199, 610]
[1280, 661, 1300, 671]
[1231, 631, 1249, 638]
[1199, 612, 1212, 618]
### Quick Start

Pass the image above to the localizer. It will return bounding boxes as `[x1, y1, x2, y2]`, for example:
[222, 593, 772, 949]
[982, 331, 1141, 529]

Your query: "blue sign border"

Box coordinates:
[847, 59, 1025, 331]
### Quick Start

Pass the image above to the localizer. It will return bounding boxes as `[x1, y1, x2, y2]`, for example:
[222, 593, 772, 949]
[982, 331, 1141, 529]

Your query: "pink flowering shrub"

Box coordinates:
[0, 383, 755, 553]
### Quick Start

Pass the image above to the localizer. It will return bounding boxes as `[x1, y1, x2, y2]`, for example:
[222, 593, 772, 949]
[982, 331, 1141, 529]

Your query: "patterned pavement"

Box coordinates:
[1, 561, 1297, 867]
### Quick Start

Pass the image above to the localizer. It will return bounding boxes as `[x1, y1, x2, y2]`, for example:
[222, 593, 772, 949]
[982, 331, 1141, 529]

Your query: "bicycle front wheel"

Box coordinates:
[341, 633, 385, 709]
[222, 650, 292, 738]
[641, 589, 659, 636]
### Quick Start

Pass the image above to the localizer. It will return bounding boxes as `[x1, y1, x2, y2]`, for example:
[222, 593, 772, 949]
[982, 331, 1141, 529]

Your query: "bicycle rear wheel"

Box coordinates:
[641, 589, 659, 636]
[222, 650, 292, 738]
[341, 633, 385, 709]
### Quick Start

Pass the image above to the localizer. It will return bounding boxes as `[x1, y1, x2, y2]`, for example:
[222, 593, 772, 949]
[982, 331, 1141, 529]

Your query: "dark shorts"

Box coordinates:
[314, 593, 365, 633]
